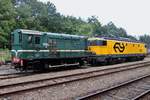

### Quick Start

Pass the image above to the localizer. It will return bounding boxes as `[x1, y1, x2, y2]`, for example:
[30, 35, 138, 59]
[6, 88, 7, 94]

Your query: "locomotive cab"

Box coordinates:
[88, 38, 107, 55]
[11, 29, 43, 69]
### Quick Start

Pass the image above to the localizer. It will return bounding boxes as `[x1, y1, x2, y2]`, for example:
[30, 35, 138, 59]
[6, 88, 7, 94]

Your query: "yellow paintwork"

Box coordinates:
[88, 38, 147, 55]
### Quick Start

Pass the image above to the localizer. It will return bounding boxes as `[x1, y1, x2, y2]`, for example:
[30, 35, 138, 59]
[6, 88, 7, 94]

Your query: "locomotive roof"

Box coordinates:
[88, 37, 106, 41]
[13, 29, 42, 35]
[14, 29, 86, 39]
[45, 32, 86, 39]
[88, 37, 143, 44]
[12, 29, 144, 44]
[101, 37, 142, 43]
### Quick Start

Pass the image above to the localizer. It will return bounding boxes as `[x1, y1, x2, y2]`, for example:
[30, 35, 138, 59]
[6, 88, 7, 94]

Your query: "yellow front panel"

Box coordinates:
[88, 40, 147, 55]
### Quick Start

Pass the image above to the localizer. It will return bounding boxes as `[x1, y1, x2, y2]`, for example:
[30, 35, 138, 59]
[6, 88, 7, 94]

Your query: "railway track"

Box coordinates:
[0, 61, 150, 98]
[76, 73, 150, 100]
[132, 88, 150, 100]
[0, 72, 35, 80]
[132, 89, 150, 100]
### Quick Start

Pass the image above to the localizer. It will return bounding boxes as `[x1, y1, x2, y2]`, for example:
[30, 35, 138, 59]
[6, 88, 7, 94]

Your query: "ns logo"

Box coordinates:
[113, 42, 126, 53]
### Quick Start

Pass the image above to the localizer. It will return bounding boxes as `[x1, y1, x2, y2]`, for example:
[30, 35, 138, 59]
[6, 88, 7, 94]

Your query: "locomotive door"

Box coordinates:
[47, 38, 57, 55]
[42, 34, 57, 57]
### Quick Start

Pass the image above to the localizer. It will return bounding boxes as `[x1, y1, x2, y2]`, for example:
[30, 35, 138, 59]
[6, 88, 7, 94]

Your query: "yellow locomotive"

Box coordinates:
[88, 37, 147, 64]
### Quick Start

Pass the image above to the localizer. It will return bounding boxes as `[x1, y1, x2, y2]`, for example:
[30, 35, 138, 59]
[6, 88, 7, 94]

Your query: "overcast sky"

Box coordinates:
[39, 0, 150, 37]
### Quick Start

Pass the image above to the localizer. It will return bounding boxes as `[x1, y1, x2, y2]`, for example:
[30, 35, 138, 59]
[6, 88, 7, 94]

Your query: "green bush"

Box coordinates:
[0, 49, 11, 62]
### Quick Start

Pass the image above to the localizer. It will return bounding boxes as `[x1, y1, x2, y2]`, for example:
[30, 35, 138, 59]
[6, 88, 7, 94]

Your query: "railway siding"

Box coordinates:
[0, 60, 149, 87]
[0, 60, 150, 99]
[76, 74, 150, 100]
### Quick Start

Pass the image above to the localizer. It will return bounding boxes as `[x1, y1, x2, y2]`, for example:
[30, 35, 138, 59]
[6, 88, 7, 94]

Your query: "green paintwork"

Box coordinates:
[11, 29, 89, 60]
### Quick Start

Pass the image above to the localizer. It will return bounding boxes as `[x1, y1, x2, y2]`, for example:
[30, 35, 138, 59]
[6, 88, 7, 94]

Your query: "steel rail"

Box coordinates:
[76, 73, 150, 100]
[0, 61, 150, 96]
[131, 90, 150, 100]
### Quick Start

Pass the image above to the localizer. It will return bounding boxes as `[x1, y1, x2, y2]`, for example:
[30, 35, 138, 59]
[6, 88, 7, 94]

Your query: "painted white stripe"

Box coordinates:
[57, 50, 86, 52]
[12, 50, 86, 52]
[11, 49, 87, 57]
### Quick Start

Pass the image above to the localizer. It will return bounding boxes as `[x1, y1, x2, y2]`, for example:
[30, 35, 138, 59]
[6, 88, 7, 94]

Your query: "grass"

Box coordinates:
[0, 49, 11, 62]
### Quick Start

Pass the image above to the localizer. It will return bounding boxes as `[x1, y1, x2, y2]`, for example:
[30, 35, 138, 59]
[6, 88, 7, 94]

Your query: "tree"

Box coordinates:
[0, 0, 138, 48]
[88, 16, 103, 36]
[139, 34, 150, 48]
[0, 0, 16, 48]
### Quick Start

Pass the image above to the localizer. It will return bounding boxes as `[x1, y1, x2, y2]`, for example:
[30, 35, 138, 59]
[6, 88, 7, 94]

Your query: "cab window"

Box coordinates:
[35, 36, 40, 44]
[88, 40, 96, 46]
[97, 40, 107, 46]
[102, 41, 107, 46]
[88, 40, 107, 46]
[19, 32, 22, 42]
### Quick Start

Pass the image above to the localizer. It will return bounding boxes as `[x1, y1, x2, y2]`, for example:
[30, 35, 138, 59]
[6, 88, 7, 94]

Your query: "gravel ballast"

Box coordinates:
[1, 61, 150, 100]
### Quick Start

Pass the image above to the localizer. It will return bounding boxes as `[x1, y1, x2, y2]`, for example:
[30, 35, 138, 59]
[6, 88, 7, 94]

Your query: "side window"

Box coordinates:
[48, 39, 53, 46]
[93, 41, 97, 45]
[35, 36, 40, 44]
[88, 40, 107, 46]
[97, 40, 107, 46]
[88, 41, 94, 46]
[28, 35, 33, 44]
[90, 41, 96, 46]
[88, 41, 91, 46]
[19, 32, 22, 42]
[96, 41, 101, 45]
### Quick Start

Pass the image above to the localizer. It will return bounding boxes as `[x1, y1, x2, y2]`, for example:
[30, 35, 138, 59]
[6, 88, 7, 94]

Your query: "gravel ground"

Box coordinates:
[0, 65, 17, 75]
[92, 76, 150, 100]
[139, 94, 150, 100]
[0, 60, 148, 87]
[0, 58, 149, 100]
[1, 61, 150, 100]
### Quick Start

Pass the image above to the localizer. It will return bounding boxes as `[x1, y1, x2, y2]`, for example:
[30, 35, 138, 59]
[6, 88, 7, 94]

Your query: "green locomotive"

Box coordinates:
[11, 29, 89, 70]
